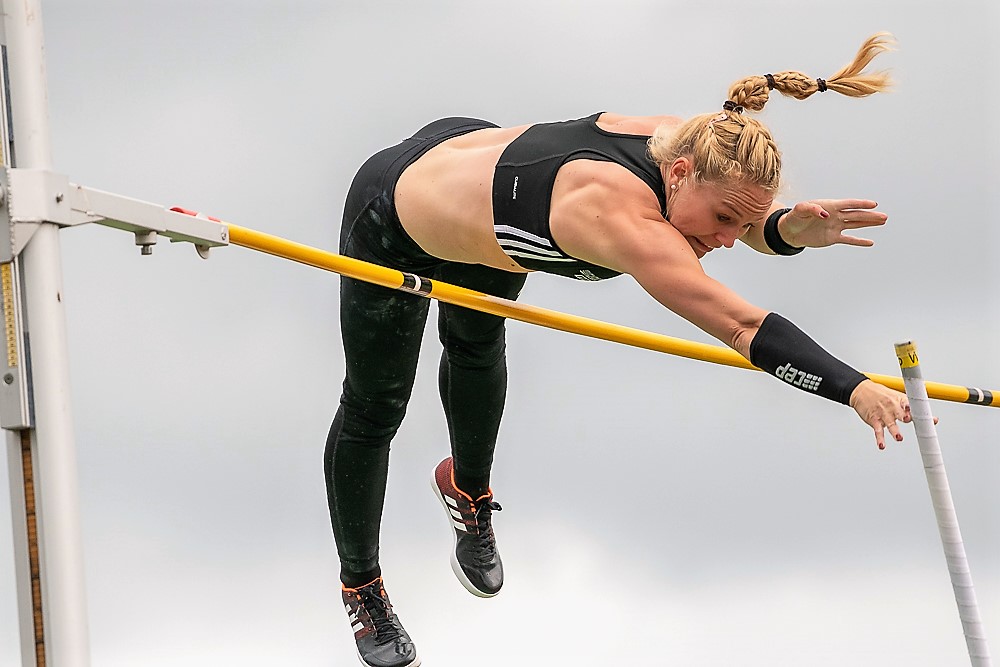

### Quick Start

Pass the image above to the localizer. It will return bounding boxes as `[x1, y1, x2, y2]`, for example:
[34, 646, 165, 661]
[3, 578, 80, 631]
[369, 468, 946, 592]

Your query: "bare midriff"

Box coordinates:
[392, 113, 677, 273]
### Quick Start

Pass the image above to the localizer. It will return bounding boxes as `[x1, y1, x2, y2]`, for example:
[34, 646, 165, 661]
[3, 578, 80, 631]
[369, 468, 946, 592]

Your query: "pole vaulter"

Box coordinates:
[0, 3, 993, 664]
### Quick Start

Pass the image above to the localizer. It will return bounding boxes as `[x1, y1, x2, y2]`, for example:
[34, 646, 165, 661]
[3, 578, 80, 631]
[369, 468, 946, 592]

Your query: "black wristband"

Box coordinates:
[763, 208, 803, 255]
[749, 313, 867, 405]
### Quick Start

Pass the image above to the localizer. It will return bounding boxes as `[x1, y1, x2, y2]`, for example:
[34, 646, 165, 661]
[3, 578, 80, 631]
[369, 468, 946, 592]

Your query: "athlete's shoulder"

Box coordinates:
[594, 113, 684, 135]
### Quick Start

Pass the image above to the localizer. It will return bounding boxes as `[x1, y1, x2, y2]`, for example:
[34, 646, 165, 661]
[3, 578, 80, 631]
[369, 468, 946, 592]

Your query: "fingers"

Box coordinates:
[830, 199, 878, 210]
[865, 391, 911, 451]
[798, 201, 887, 228]
[873, 420, 904, 450]
[791, 201, 829, 218]
[874, 421, 886, 450]
[876, 403, 951, 450]
[887, 420, 903, 443]
[836, 235, 875, 247]
[841, 215, 888, 229]
[888, 399, 909, 443]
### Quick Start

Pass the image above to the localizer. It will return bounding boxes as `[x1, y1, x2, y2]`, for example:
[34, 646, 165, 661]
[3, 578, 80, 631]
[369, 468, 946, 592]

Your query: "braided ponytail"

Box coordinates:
[728, 32, 895, 111]
[648, 33, 895, 193]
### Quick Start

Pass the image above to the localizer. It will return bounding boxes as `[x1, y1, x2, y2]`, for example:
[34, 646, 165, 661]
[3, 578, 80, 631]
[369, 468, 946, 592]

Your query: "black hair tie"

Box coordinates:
[816, 77, 828, 92]
[722, 100, 744, 114]
[764, 73, 776, 90]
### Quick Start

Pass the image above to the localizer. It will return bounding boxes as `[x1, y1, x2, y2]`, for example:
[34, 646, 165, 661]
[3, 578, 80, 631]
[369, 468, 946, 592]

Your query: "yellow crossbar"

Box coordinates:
[225, 222, 1000, 409]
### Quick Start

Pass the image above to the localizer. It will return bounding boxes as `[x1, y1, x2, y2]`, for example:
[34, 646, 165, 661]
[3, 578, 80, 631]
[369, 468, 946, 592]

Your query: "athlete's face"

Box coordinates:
[664, 163, 773, 259]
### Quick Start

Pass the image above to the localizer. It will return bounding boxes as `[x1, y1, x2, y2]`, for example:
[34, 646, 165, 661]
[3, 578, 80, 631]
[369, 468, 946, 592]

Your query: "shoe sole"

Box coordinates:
[356, 648, 421, 667]
[430, 470, 500, 599]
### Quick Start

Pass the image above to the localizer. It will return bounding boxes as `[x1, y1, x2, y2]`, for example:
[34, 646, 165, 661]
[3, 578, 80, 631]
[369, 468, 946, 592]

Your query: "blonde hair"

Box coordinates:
[647, 33, 896, 193]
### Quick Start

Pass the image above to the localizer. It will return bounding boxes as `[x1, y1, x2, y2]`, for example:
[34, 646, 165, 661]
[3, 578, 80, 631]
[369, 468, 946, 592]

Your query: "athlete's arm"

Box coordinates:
[740, 200, 888, 254]
[551, 165, 762, 355]
[551, 168, 910, 448]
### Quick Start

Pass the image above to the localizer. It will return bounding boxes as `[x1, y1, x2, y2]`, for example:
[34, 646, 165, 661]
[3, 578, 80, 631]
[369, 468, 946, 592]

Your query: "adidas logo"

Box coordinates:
[444, 494, 470, 533]
[345, 604, 363, 632]
[775, 362, 822, 392]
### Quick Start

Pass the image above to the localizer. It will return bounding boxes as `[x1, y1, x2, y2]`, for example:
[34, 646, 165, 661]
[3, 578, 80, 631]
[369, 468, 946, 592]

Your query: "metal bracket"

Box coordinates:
[0, 168, 71, 261]
[0, 167, 230, 261]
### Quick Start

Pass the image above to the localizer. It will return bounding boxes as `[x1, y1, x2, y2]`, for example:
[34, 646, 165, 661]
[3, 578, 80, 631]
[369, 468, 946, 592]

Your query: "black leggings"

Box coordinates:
[324, 118, 528, 587]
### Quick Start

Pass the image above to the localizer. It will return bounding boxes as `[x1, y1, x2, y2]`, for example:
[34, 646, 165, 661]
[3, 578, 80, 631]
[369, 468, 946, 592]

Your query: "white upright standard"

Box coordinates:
[895, 341, 992, 667]
[3, 0, 92, 665]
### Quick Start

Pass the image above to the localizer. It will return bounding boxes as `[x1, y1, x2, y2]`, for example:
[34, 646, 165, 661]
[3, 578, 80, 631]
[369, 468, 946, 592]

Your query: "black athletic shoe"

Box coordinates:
[431, 457, 503, 597]
[342, 578, 420, 667]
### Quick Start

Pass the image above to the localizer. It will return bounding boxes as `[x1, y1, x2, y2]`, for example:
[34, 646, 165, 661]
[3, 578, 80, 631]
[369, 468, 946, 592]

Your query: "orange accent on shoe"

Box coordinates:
[342, 576, 383, 593]
[448, 460, 495, 504]
[449, 466, 477, 504]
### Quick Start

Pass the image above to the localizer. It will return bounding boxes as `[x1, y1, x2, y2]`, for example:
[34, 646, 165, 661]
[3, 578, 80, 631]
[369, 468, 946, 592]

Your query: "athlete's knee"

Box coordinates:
[439, 309, 508, 369]
[442, 327, 507, 369]
[335, 382, 412, 445]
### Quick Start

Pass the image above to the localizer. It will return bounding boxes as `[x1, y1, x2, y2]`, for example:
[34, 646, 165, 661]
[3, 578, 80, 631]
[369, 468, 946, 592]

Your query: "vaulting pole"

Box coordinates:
[895, 342, 993, 666]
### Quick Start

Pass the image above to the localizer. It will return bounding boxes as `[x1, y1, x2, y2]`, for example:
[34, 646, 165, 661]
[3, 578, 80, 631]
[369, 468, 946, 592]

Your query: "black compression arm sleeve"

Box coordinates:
[749, 313, 867, 405]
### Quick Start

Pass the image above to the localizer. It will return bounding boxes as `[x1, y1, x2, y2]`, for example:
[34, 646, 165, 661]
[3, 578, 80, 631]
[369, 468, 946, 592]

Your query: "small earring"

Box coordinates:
[670, 184, 677, 191]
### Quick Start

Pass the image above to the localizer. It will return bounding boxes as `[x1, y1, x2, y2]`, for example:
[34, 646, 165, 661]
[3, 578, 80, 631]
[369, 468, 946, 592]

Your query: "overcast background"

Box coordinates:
[1, 1, 998, 665]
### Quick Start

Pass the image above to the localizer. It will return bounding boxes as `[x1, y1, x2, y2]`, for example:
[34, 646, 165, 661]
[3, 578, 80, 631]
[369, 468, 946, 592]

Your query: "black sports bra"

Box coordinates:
[491, 112, 666, 281]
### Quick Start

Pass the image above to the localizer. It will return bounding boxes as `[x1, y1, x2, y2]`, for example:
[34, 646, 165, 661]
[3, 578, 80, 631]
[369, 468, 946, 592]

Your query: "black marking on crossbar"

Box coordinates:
[400, 273, 433, 296]
[964, 387, 993, 405]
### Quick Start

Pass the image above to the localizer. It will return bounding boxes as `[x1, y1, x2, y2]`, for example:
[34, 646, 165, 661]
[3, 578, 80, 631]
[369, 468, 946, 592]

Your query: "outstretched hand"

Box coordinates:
[848, 379, 938, 450]
[780, 199, 888, 249]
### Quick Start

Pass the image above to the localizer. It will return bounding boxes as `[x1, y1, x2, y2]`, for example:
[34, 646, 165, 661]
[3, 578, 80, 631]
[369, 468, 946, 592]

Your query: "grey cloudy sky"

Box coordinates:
[2, 1, 998, 665]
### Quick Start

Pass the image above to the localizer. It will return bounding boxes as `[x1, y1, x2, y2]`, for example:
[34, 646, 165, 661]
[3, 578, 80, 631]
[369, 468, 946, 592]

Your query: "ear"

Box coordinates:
[666, 157, 691, 187]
